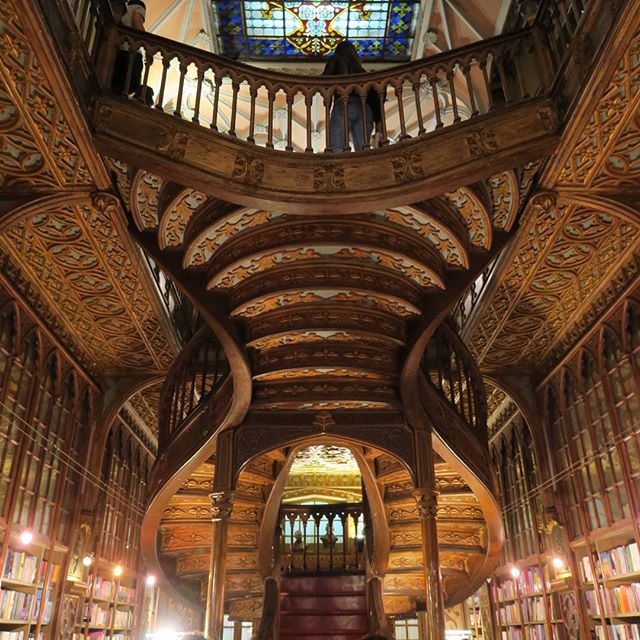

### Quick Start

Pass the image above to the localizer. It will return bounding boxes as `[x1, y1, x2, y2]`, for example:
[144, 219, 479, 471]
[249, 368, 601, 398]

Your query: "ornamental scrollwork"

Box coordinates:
[209, 490, 234, 521]
[412, 486, 439, 519]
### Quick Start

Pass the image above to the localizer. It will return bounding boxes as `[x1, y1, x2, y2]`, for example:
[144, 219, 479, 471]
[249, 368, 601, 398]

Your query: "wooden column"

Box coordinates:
[205, 432, 235, 640]
[413, 429, 445, 640]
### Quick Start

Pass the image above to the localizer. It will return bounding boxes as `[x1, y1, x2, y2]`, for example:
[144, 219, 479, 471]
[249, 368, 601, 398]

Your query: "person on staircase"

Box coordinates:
[112, 0, 154, 105]
[322, 41, 382, 153]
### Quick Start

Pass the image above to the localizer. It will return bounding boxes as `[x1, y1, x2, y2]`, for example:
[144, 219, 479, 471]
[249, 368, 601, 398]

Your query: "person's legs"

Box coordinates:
[349, 99, 373, 152]
[329, 100, 347, 153]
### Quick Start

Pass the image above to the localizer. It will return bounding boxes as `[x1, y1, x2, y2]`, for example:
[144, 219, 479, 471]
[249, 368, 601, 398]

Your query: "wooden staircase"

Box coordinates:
[280, 575, 367, 640]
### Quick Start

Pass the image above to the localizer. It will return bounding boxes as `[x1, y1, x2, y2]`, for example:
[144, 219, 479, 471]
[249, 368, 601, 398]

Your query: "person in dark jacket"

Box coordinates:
[322, 41, 381, 152]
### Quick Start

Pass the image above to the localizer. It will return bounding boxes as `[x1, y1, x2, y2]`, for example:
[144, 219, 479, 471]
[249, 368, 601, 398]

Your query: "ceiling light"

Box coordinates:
[19, 530, 33, 545]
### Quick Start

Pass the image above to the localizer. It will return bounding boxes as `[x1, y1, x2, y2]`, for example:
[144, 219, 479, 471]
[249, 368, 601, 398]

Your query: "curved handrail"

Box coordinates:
[103, 24, 546, 154]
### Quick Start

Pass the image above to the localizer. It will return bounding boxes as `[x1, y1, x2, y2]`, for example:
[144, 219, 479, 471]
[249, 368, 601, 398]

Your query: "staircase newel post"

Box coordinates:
[205, 431, 235, 640]
[413, 428, 446, 640]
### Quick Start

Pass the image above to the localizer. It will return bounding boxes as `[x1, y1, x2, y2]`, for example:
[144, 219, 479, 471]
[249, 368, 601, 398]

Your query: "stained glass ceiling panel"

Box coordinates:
[213, 1, 420, 61]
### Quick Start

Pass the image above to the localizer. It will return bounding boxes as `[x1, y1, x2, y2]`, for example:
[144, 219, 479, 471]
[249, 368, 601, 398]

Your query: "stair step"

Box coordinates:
[280, 594, 366, 613]
[280, 613, 367, 633]
[280, 574, 365, 596]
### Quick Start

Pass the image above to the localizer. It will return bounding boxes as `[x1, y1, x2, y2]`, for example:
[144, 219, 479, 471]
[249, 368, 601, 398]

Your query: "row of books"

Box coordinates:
[111, 609, 132, 628]
[0, 589, 33, 622]
[594, 625, 640, 640]
[115, 585, 135, 604]
[38, 561, 60, 586]
[84, 603, 110, 626]
[519, 567, 545, 595]
[584, 590, 601, 616]
[609, 583, 640, 614]
[2, 552, 39, 584]
[92, 578, 115, 601]
[522, 597, 548, 623]
[581, 541, 640, 583]
[0, 633, 24, 640]
[527, 624, 547, 640]
[500, 630, 524, 640]
[498, 603, 521, 625]
[495, 581, 517, 601]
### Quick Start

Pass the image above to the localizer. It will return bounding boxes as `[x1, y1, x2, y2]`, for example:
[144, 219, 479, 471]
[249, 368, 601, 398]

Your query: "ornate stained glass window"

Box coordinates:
[213, 1, 420, 60]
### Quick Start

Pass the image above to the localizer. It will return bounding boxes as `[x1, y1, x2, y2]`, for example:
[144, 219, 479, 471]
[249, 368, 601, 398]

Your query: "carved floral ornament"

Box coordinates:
[209, 490, 235, 521]
[412, 485, 439, 519]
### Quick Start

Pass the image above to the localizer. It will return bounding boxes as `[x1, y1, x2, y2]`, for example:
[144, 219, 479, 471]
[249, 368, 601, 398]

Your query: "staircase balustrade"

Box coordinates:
[104, 25, 546, 154]
[422, 322, 488, 445]
[280, 503, 365, 574]
[157, 324, 230, 449]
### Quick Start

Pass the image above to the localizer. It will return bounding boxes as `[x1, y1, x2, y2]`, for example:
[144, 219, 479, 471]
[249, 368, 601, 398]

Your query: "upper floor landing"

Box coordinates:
[35, 0, 623, 213]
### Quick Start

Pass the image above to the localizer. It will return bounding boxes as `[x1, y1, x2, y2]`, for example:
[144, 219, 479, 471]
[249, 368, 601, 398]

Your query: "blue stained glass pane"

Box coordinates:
[213, 0, 419, 61]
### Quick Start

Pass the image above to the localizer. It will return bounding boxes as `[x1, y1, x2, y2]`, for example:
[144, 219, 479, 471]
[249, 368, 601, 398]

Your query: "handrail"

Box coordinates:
[451, 258, 498, 333]
[64, 0, 115, 60]
[102, 24, 547, 154]
[280, 503, 365, 574]
[422, 322, 488, 444]
[157, 324, 230, 449]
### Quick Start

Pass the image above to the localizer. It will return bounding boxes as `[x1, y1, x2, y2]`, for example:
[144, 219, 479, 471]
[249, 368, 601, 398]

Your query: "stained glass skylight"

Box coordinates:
[213, 1, 420, 61]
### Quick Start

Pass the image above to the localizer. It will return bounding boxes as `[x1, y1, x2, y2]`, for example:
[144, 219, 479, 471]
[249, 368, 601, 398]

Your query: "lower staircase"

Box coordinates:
[280, 574, 367, 640]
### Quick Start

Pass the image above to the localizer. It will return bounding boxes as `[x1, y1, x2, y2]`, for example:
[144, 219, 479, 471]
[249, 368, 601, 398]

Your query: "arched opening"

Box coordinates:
[279, 445, 366, 574]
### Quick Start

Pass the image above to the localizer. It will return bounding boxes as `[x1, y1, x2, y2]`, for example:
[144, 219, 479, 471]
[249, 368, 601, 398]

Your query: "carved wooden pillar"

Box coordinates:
[205, 431, 235, 640]
[413, 429, 445, 640]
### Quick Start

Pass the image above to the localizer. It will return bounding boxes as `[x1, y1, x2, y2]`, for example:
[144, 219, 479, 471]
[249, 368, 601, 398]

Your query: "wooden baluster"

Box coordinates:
[212, 341, 220, 392]
[512, 44, 529, 101]
[340, 512, 349, 569]
[376, 86, 389, 145]
[229, 81, 239, 137]
[302, 514, 308, 572]
[140, 49, 153, 106]
[465, 366, 475, 428]
[315, 512, 320, 573]
[447, 69, 461, 122]
[304, 93, 313, 153]
[430, 76, 443, 129]
[353, 512, 360, 569]
[156, 55, 170, 111]
[192, 68, 204, 124]
[463, 63, 479, 116]
[188, 359, 197, 414]
[199, 339, 209, 398]
[288, 513, 295, 572]
[286, 93, 294, 152]
[210, 75, 222, 131]
[266, 90, 275, 150]
[412, 80, 426, 136]
[496, 55, 512, 104]
[174, 61, 187, 117]
[123, 46, 136, 95]
[341, 92, 350, 152]
[395, 83, 409, 140]
[455, 352, 466, 421]
[169, 380, 179, 434]
[247, 86, 257, 144]
[479, 56, 494, 111]
[360, 91, 371, 150]
[323, 93, 332, 153]
[328, 515, 334, 571]
[79, 0, 91, 38]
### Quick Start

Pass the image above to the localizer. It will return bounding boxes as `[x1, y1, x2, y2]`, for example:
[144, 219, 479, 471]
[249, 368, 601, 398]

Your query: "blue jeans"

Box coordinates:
[329, 96, 373, 153]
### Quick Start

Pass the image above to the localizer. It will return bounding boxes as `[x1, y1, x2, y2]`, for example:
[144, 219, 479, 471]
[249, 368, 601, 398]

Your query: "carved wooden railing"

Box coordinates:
[451, 258, 498, 333]
[63, 0, 115, 60]
[102, 25, 548, 154]
[280, 503, 365, 574]
[422, 322, 488, 444]
[157, 324, 230, 449]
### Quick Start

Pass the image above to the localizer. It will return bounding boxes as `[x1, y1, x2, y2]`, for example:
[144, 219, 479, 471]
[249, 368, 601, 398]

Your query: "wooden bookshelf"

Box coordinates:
[74, 564, 137, 640]
[0, 530, 64, 640]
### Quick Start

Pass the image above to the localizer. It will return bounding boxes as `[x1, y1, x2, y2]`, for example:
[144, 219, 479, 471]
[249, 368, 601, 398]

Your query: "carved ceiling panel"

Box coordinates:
[0, 0, 92, 188]
[126, 381, 163, 437]
[469, 198, 639, 370]
[0, 200, 176, 374]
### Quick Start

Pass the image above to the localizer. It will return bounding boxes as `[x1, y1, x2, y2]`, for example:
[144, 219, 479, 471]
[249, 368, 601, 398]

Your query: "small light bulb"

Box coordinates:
[146, 574, 156, 586]
[19, 531, 33, 545]
[510, 566, 521, 578]
[113, 565, 123, 577]
[552, 556, 564, 570]
[82, 554, 93, 567]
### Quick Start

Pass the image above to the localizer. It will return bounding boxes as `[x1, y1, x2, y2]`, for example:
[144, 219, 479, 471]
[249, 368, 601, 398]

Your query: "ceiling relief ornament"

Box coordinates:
[0, 0, 91, 187]
[444, 187, 492, 249]
[289, 445, 360, 475]
[0, 200, 176, 373]
[130, 170, 163, 230]
[558, 30, 640, 187]
[159, 188, 207, 249]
